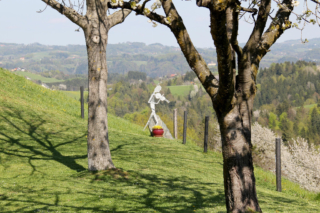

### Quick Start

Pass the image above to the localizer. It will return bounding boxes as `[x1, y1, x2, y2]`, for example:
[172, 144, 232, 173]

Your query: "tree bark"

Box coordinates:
[215, 95, 261, 213]
[208, 4, 261, 212]
[42, 0, 131, 171]
[84, 22, 115, 170]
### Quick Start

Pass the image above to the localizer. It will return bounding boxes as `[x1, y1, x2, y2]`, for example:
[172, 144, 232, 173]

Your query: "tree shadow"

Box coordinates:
[0, 168, 226, 212]
[0, 106, 87, 173]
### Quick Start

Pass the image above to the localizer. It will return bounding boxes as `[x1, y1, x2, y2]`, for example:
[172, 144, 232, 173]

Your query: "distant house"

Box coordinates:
[21, 68, 26, 72]
[20, 57, 25, 61]
[41, 83, 50, 89]
[58, 84, 67, 90]
[170, 74, 177, 78]
[208, 62, 216, 66]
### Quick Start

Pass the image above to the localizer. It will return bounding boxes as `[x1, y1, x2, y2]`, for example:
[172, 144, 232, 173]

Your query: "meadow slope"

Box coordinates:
[0, 68, 319, 212]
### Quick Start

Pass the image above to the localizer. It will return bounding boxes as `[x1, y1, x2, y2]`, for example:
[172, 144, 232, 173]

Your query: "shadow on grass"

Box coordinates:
[0, 106, 314, 212]
[0, 167, 226, 212]
[1, 166, 315, 212]
[0, 106, 87, 173]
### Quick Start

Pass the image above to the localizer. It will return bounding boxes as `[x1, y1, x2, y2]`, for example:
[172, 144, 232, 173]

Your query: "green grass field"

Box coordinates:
[303, 103, 317, 109]
[167, 85, 194, 97]
[31, 51, 52, 60]
[1, 68, 320, 212]
[62, 91, 89, 100]
[14, 71, 64, 83]
[132, 61, 148, 66]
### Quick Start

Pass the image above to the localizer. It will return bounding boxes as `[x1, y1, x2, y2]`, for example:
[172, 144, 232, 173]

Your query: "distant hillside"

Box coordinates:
[0, 42, 217, 78]
[254, 60, 320, 145]
[257, 38, 320, 68]
[1, 38, 320, 77]
[255, 60, 320, 109]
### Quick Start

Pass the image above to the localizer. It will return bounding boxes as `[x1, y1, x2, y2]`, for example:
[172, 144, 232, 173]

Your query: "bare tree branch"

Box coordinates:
[256, 0, 293, 61]
[196, 0, 212, 8]
[108, 9, 132, 28]
[227, 5, 243, 57]
[161, 0, 219, 97]
[109, 2, 169, 26]
[41, 0, 87, 28]
[109, 0, 219, 97]
[210, 8, 235, 109]
[141, 0, 151, 11]
[37, 4, 49, 13]
[240, 7, 258, 14]
[310, 0, 320, 5]
[245, 0, 271, 50]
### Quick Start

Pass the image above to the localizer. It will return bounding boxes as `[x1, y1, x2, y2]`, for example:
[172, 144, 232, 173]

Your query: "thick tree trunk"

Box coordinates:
[84, 24, 114, 171]
[215, 95, 261, 212]
[42, 0, 132, 171]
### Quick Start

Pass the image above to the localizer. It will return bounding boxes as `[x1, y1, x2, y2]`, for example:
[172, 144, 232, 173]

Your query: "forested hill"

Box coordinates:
[255, 60, 320, 109]
[254, 60, 320, 145]
[2, 38, 320, 77]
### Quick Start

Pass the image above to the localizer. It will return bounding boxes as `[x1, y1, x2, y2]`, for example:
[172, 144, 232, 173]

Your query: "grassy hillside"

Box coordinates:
[0, 68, 319, 212]
[14, 71, 64, 83]
[62, 90, 89, 101]
[167, 85, 193, 97]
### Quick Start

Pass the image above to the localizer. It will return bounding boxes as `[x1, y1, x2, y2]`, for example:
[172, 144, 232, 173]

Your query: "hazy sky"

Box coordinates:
[0, 0, 319, 48]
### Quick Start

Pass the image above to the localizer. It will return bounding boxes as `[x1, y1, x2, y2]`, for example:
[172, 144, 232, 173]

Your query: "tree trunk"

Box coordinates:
[41, 0, 132, 171]
[85, 24, 114, 171]
[215, 95, 261, 213]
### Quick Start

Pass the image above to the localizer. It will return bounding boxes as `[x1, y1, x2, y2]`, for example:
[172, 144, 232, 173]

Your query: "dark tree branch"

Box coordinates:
[41, 0, 87, 28]
[161, 0, 219, 96]
[256, 0, 293, 64]
[196, 0, 212, 7]
[311, 0, 320, 4]
[240, 7, 258, 14]
[110, 0, 219, 97]
[209, 7, 234, 110]
[245, 0, 271, 50]
[141, 0, 151, 11]
[227, 5, 243, 57]
[110, 2, 169, 26]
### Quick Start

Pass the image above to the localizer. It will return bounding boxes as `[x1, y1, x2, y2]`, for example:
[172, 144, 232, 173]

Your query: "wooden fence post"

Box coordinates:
[80, 86, 84, 119]
[173, 108, 178, 139]
[183, 111, 187, 144]
[276, 138, 281, 192]
[204, 116, 209, 153]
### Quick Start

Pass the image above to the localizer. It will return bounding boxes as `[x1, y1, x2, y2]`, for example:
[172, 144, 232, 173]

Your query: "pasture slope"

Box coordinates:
[14, 71, 64, 83]
[0, 68, 319, 212]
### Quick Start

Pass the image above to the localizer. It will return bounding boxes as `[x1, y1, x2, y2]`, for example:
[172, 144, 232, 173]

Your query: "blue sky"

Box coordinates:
[0, 0, 319, 48]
